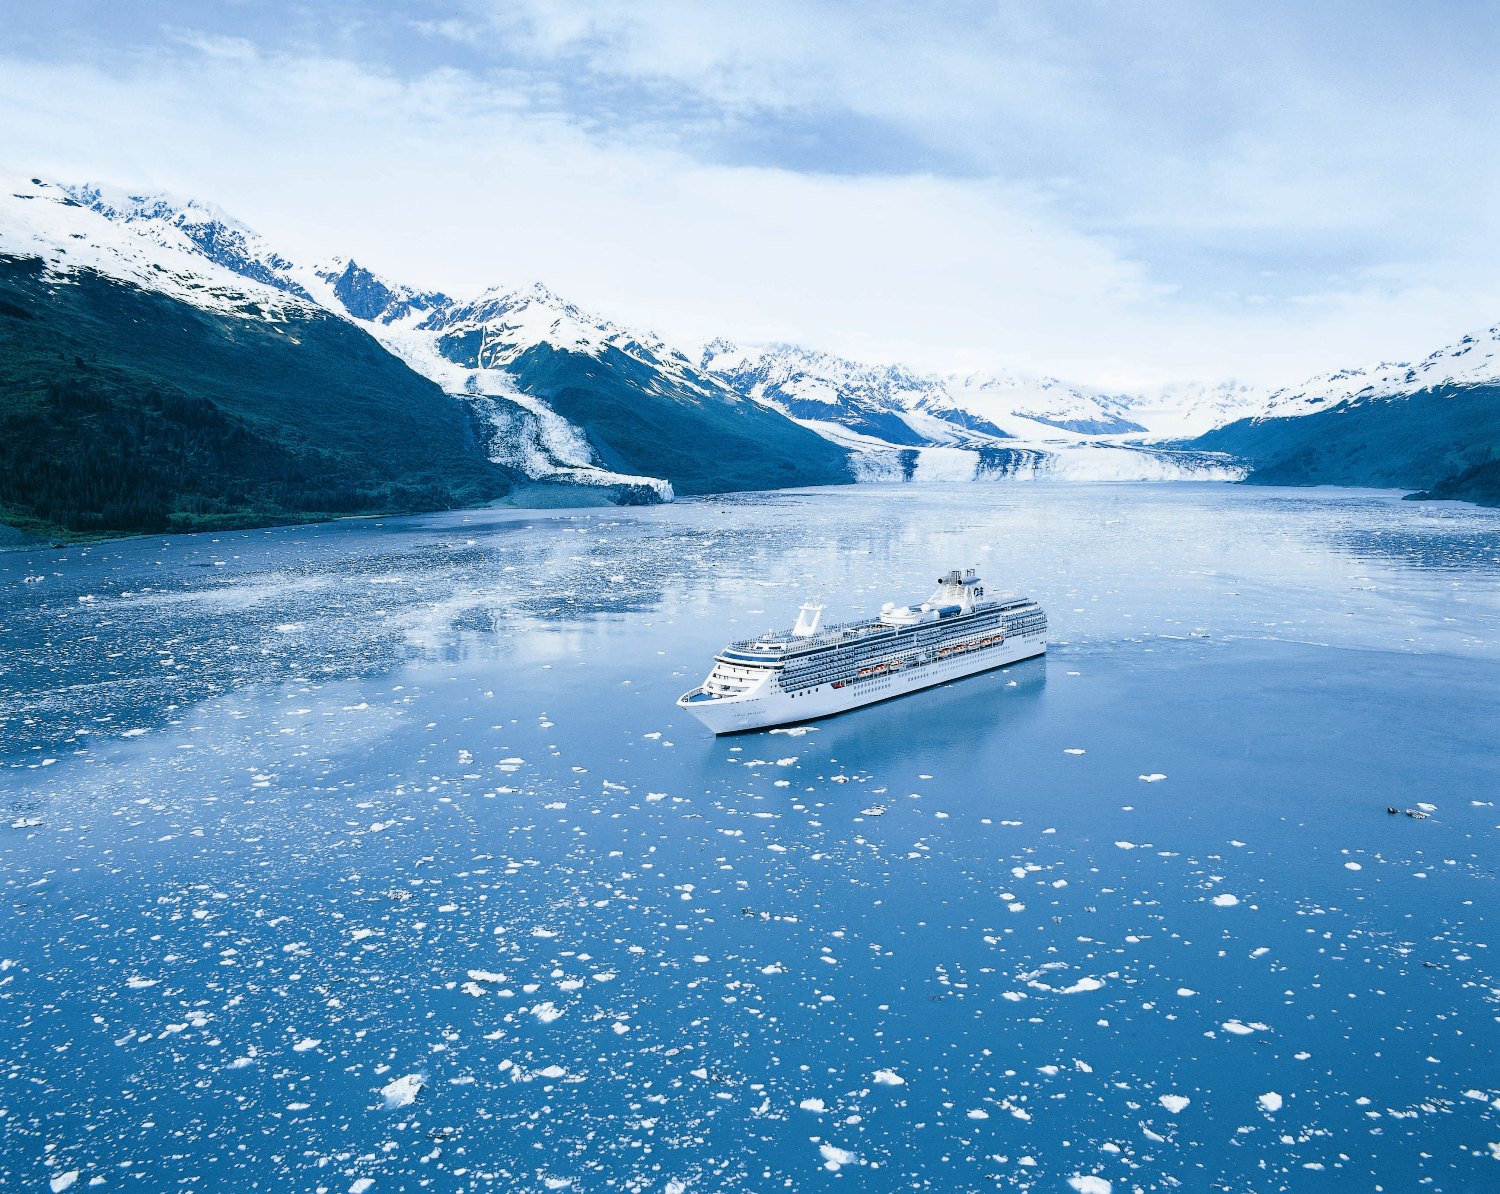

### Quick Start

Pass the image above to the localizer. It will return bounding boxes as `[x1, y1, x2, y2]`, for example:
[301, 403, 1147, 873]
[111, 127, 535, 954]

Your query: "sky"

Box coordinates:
[3, 0, 1499, 388]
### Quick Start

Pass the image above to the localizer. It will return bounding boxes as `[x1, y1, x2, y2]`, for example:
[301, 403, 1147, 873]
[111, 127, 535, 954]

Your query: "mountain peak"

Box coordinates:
[60, 179, 315, 303]
[61, 181, 246, 233]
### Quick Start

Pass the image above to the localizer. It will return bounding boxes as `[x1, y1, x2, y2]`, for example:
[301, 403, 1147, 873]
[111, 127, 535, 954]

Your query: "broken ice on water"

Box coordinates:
[1, 485, 1498, 1192]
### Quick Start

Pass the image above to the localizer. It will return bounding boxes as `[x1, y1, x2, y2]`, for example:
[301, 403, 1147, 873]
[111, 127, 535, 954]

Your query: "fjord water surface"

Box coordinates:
[2, 483, 1498, 1193]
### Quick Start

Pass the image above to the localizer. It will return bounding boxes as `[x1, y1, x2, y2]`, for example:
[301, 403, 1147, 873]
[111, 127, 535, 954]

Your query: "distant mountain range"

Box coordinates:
[1190, 323, 1500, 506]
[2, 173, 1496, 538]
[698, 339, 1262, 482]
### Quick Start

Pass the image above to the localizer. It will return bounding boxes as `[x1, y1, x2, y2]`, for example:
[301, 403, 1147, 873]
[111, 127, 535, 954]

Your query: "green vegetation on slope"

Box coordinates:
[1407, 457, 1500, 507]
[0, 256, 515, 537]
[502, 343, 854, 496]
[1190, 387, 1500, 503]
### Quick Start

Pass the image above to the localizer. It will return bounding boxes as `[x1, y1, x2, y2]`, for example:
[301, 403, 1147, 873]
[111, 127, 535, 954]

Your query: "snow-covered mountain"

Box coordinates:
[1192, 320, 1500, 503]
[58, 181, 673, 496]
[700, 340, 1258, 482]
[0, 179, 526, 536]
[699, 340, 1014, 448]
[58, 178, 1278, 489]
[1252, 321, 1500, 420]
[11, 174, 1302, 500]
[3, 180, 317, 323]
[60, 182, 856, 500]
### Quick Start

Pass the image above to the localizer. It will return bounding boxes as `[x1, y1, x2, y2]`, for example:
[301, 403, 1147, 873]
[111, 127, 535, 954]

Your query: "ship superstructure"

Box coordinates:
[677, 568, 1046, 734]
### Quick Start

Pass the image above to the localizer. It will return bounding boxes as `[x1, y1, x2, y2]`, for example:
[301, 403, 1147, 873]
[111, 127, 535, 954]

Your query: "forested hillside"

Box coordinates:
[0, 255, 517, 538]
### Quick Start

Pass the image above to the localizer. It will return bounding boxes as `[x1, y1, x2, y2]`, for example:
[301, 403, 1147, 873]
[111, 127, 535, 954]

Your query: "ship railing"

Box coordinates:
[728, 600, 1038, 657]
[727, 617, 893, 655]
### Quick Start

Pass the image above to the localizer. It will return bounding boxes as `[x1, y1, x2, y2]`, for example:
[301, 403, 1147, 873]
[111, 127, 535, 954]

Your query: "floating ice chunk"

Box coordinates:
[872, 1068, 905, 1086]
[799, 1097, 827, 1112]
[819, 1143, 857, 1171]
[126, 976, 158, 989]
[381, 1073, 424, 1108]
[530, 1002, 563, 1023]
[1176, 987, 1197, 997]
[536, 1065, 567, 1079]
[1344, 862, 1362, 871]
[1059, 977, 1104, 995]
[1211, 894, 1240, 907]
[292, 1038, 320, 1051]
[1069, 1178, 1112, 1194]
[770, 726, 814, 736]
[1159, 1094, 1191, 1114]
[1258, 1092, 1284, 1112]
[967, 1108, 990, 1119]
[1064, 748, 1086, 755]
[350, 1181, 374, 1194]
[532, 928, 558, 938]
[1138, 773, 1166, 783]
[50, 1172, 79, 1193]
[1115, 841, 1137, 849]
[121, 728, 148, 738]
[1222, 1020, 1255, 1035]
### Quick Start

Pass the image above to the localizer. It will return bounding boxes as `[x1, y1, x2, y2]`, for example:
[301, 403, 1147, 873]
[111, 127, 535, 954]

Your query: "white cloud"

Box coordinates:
[1, 13, 1498, 388]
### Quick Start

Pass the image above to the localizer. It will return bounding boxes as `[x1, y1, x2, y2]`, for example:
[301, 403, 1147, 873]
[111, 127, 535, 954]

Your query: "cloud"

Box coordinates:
[1, 4, 1498, 388]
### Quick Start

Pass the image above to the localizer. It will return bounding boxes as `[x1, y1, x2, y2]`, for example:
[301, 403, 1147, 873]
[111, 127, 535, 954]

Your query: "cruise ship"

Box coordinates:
[677, 568, 1047, 734]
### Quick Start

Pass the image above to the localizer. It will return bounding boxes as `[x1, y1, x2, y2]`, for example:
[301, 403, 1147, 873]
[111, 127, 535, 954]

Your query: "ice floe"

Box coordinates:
[380, 1074, 424, 1108]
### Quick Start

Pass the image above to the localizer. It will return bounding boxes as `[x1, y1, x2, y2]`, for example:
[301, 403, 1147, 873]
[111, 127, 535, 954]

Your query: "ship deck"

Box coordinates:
[725, 597, 1038, 660]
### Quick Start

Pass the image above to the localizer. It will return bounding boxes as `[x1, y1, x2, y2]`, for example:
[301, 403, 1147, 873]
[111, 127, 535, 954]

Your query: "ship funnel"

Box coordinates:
[791, 601, 825, 637]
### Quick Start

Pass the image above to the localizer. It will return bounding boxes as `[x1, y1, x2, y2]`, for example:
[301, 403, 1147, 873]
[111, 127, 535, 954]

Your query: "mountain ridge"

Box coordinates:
[9, 171, 1500, 534]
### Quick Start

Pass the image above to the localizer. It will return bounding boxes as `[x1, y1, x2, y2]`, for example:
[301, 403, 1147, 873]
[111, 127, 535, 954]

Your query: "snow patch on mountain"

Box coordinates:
[2, 179, 314, 322]
[702, 340, 1256, 480]
[332, 288, 675, 500]
[1125, 379, 1269, 439]
[941, 371, 1148, 437]
[1254, 321, 1500, 420]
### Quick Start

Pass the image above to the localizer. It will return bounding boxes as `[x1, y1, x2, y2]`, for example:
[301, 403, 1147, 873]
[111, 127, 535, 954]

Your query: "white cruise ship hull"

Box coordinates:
[679, 632, 1045, 735]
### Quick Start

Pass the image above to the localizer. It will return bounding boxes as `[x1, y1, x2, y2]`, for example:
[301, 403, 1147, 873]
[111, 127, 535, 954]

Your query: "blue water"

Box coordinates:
[2, 483, 1498, 1193]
